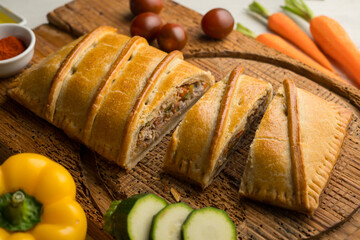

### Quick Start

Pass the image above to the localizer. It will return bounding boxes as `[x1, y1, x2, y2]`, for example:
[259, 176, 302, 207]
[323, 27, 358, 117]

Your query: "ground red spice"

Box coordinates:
[0, 36, 26, 60]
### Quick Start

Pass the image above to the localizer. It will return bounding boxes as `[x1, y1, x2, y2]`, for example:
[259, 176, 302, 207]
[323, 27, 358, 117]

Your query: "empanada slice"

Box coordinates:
[239, 79, 352, 214]
[164, 66, 273, 188]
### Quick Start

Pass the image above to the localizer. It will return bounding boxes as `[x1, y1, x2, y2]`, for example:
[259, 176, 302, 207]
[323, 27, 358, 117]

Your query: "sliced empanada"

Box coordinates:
[239, 79, 352, 214]
[164, 66, 273, 188]
[7, 26, 214, 169]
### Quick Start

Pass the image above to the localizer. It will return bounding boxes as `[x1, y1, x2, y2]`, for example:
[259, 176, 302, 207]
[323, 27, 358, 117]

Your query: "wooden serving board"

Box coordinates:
[1, 0, 360, 239]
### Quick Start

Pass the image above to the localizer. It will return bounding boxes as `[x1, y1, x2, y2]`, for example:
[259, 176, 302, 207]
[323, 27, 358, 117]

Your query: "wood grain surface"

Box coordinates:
[1, 0, 360, 239]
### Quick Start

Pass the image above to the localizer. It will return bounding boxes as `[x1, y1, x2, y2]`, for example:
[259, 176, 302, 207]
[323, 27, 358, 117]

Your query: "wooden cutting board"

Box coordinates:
[1, 0, 360, 239]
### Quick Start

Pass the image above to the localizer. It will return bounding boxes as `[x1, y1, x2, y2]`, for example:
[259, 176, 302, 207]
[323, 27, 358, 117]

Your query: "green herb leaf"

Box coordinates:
[165, 104, 173, 114]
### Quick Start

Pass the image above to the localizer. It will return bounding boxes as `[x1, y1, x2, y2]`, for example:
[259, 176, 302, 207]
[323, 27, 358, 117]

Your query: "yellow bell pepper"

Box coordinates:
[0, 153, 87, 240]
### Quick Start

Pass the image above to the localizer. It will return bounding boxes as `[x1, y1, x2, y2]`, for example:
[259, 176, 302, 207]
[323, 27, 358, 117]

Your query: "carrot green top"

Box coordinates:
[281, 0, 315, 22]
[236, 23, 258, 39]
[249, 1, 271, 19]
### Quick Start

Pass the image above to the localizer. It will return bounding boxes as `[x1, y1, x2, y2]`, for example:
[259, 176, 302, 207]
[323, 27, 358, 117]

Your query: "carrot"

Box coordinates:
[282, 0, 360, 87]
[236, 23, 346, 84]
[249, 1, 335, 73]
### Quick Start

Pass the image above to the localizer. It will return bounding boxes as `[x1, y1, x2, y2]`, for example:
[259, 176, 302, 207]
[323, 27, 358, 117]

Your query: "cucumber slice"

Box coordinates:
[105, 193, 168, 240]
[150, 202, 193, 240]
[103, 200, 122, 236]
[181, 207, 237, 240]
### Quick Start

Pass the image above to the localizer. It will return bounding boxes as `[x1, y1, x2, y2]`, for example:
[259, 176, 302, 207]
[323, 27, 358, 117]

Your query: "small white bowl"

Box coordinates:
[0, 24, 35, 78]
[0, 5, 27, 26]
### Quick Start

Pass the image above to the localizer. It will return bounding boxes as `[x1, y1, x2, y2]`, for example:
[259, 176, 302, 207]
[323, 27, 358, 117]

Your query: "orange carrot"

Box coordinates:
[282, 0, 360, 87]
[236, 23, 346, 83]
[249, 1, 335, 73]
[256, 33, 343, 82]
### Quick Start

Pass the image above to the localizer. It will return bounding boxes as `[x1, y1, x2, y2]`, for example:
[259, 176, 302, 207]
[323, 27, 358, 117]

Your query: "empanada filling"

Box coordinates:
[136, 81, 207, 152]
[210, 92, 270, 182]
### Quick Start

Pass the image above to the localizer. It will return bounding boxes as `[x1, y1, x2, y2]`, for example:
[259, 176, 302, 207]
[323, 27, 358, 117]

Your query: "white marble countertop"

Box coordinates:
[1, 0, 359, 48]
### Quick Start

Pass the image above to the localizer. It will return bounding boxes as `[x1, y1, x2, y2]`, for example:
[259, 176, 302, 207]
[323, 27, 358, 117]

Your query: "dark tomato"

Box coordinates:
[201, 8, 234, 39]
[130, 12, 162, 41]
[130, 0, 163, 15]
[157, 23, 187, 52]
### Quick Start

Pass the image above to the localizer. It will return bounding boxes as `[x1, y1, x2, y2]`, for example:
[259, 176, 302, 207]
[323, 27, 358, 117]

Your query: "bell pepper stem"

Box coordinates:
[11, 190, 25, 207]
[0, 189, 42, 231]
[5, 191, 25, 225]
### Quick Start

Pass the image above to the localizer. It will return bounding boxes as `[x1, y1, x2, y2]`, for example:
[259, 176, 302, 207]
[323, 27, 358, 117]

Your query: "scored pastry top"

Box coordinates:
[239, 79, 352, 214]
[283, 79, 307, 209]
[164, 66, 273, 188]
[46, 26, 119, 123]
[7, 26, 214, 169]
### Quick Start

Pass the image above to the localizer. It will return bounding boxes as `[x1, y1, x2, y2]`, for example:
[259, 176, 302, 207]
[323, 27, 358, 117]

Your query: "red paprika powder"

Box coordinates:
[0, 36, 26, 60]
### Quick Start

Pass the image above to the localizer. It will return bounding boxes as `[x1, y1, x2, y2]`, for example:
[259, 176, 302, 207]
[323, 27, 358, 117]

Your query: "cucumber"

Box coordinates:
[150, 202, 193, 240]
[104, 193, 168, 240]
[181, 207, 237, 240]
[103, 200, 122, 236]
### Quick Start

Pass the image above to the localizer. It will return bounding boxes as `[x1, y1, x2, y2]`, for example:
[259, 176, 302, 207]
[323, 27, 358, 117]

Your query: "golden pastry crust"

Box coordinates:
[7, 38, 82, 117]
[7, 26, 214, 169]
[239, 79, 352, 214]
[284, 79, 307, 210]
[119, 52, 214, 168]
[83, 36, 147, 146]
[164, 66, 273, 188]
[118, 51, 183, 167]
[46, 26, 118, 122]
[54, 30, 130, 140]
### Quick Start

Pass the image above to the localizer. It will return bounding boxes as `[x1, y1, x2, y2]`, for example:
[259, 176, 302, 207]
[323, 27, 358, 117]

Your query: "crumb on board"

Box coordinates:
[170, 187, 181, 202]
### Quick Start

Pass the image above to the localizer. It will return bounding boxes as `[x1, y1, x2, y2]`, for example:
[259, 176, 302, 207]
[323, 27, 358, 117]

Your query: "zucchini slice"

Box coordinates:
[181, 207, 236, 240]
[104, 193, 168, 240]
[150, 202, 193, 240]
[103, 199, 122, 236]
